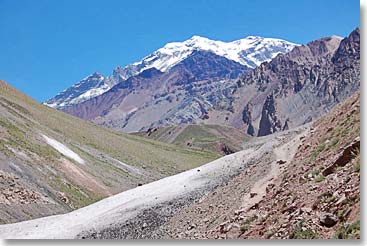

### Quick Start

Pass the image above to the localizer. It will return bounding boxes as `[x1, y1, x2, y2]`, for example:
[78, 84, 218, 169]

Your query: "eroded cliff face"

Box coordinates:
[257, 94, 282, 136]
[210, 28, 360, 136]
[242, 103, 255, 136]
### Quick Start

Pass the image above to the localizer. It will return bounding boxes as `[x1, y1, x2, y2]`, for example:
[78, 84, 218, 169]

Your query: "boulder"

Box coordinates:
[250, 192, 257, 198]
[319, 212, 338, 227]
[322, 137, 360, 176]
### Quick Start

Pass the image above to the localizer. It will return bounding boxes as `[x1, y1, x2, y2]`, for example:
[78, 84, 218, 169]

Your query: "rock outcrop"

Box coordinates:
[241, 103, 255, 136]
[257, 94, 282, 136]
[205, 28, 360, 137]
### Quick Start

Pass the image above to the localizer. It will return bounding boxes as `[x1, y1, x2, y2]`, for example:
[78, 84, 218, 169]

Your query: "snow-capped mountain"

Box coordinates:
[113, 35, 297, 80]
[45, 35, 298, 108]
[44, 72, 109, 108]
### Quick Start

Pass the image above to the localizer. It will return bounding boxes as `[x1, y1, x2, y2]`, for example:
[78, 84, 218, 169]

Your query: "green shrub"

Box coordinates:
[315, 175, 325, 183]
[240, 225, 250, 233]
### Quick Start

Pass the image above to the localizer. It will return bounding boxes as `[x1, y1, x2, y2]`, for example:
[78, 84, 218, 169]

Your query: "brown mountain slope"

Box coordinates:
[203, 28, 360, 137]
[57, 29, 359, 138]
[61, 51, 249, 133]
[159, 91, 360, 239]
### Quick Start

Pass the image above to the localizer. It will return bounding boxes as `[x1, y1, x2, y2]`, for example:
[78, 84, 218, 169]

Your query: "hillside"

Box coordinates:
[202, 28, 360, 137]
[133, 124, 251, 155]
[0, 120, 308, 239]
[61, 51, 250, 133]
[160, 92, 360, 239]
[0, 80, 218, 224]
[0, 92, 359, 239]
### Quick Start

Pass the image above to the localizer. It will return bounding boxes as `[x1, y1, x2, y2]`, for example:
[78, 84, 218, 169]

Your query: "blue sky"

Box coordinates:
[0, 0, 360, 102]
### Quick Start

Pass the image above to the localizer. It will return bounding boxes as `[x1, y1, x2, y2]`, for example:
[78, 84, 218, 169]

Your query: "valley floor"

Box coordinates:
[0, 125, 308, 239]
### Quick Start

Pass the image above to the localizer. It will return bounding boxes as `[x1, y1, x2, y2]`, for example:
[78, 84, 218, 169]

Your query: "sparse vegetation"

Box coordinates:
[314, 175, 325, 183]
[209, 216, 219, 225]
[310, 142, 326, 162]
[239, 215, 257, 233]
[319, 192, 336, 204]
[330, 137, 340, 148]
[240, 225, 250, 233]
[335, 220, 360, 239]
[290, 221, 319, 239]
[0, 117, 60, 160]
[304, 166, 325, 181]
[49, 175, 102, 209]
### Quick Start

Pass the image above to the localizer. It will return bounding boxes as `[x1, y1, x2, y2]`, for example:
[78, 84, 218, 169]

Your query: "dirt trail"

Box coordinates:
[154, 126, 309, 239]
[0, 126, 308, 239]
[241, 132, 304, 212]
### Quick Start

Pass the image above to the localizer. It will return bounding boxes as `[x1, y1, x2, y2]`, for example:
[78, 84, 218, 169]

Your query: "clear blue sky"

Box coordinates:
[0, 0, 360, 102]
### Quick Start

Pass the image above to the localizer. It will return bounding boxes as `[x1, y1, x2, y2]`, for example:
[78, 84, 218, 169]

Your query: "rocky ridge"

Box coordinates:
[203, 28, 360, 137]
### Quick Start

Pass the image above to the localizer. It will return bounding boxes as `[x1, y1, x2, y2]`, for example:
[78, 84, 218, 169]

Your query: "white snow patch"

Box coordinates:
[42, 135, 85, 165]
[128, 35, 299, 74]
[69, 84, 111, 105]
[43, 102, 58, 108]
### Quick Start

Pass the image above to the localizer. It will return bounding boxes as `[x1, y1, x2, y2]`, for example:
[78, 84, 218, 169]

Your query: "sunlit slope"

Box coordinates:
[0, 80, 219, 224]
[134, 124, 251, 155]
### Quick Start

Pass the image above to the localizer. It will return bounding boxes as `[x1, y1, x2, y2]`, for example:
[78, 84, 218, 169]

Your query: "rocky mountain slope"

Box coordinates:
[203, 28, 360, 136]
[61, 51, 251, 132]
[0, 80, 218, 224]
[49, 29, 359, 139]
[45, 35, 296, 109]
[159, 92, 359, 239]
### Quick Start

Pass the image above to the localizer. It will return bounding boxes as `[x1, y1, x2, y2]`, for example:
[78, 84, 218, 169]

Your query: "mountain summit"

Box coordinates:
[114, 35, 297, 80]
[44, 72, 108, 108]
[59, 29, 359, 135]
[45, 35, 297, 108]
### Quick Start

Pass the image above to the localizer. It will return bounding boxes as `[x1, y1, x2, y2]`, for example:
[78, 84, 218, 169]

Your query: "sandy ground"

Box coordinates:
[0, 126, 308, 239]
